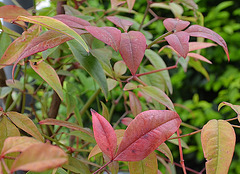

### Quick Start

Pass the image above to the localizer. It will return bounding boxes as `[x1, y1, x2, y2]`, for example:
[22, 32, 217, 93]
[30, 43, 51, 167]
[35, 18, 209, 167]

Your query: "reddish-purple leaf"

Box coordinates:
[119, 31, 146, 75]
[185, 25, 230, 61]
[189, 42, 216, 52]
[111, 0, 126, 9]
[107, 16, 133, 32]
[128, 91, 142, 117]
[114, 110, 181, 161]
[121, 117, 133, 126]
[91, 109, 117, 160]
[127, 0, 136, 11]
[165, 31, 189, 58]
[188, 53, 212, 64]
[85, 26, 121, 51]
[163, 18, 190, 32]
[53, 14, 91, 29]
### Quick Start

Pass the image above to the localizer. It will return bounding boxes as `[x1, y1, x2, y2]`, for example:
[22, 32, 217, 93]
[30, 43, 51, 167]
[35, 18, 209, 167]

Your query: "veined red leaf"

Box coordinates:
[165, 31, 189, 58]
[114, 110, 181, 161]
[121, 117, 133, 126]
[39, 118, 93, 137]
[189, 42, 216, 52]
[91, 109, 117, 160]
[30, 60, 63, 100]
[188, 53, 212, 64]
[201, 120, 235, 174]
[10, 143, 68, 172]
[85, 26, 121, 51]
[163, 18, 190, 32]
[140, 86, 175, 111]
[16, 15, 89, 52]
[53, 14, 91, 29]
[7, 112, 44, 142]
[128, 152, 158, 174]
[0, 25, 40, 69]
[129, 91, 142, 117]
[106, 16, 133, 32]
[119, 31, 146, 75]
[127, 0, 136, 11]
[1, 136, 41, 156]
[185, 25, 230, 61]
[111, 0, 126, 9]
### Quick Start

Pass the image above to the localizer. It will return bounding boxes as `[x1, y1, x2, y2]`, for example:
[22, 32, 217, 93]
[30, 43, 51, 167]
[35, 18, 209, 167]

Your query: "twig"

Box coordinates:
[177, 129, 187, 174]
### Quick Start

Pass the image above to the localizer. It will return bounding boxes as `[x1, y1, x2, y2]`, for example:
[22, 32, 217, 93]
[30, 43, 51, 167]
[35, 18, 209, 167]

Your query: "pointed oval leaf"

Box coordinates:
[30, 60, 63, 100]
[39, 118, 93, 137]
[91, 109, 117, 160]
[7, 112, 44, 142]
[0, 25, 41, 69]
[128, 152, 158, 174]
[140, 86, 175, 111]
[165, 31, 189, 58]
[62, 156, 91, 174]
[119, 31, 146, 75]
[85, 26, 121, 51]
[11, 143, 68, 173]
[188, 53, 212, 64]
[163, 18, 190, 32]
[121, 117, 133, 126]
[1, 136, 41, 156]
[157, 143, 173, 163]
[201, 120, 235, 174]
[128, 91, 142, 117]
[106, 16, 133, 32]
[114, 110, 181, 161]
[185, 25, 230, 61]
[218, 101, 240, 115]
[53, 14, 91, 29]
[189, 42, 216, 52]
[16, 16, 89, 52]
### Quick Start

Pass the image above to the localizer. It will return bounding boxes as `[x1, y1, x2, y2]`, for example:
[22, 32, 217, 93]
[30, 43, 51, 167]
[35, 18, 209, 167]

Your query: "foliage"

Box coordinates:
[0, 0, 239, 173]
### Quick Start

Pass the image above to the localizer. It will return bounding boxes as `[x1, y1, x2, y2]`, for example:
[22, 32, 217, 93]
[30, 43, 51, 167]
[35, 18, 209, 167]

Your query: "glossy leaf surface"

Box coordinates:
[0, 25, 40, 69]
[85, 26, 121, 51]
[107, 16, 133, 32]
[201, 119, 235, 174]
[119, 31, 146, 75]
[163, 18, 190, 32]
[16, 15, 89, 52]
[140, 86, 175, 111]
[11, 143, 68, 172]
[39, 118, 93, 137]
[114, 110, 181, 161]
[128, 152, 158, 174]
[67, 40, 108, 98]
[30, 60, 63, 100]
[165, 31, 189, 58]
[91, 109, 117, 160]
[185, 25, 230, 60]
[7, 112, 44, 142]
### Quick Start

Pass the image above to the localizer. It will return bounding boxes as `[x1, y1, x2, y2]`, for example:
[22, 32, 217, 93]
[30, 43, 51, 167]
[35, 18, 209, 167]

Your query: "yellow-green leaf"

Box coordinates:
[157, 143, 173, 163]
[7, 112, 44, 142]
[30, 60, 63, 100]
[201, 119, 236, 174]
[128, 152, 158, 174]
[17, 16, 89, 52]
[63, 156, 91, 174]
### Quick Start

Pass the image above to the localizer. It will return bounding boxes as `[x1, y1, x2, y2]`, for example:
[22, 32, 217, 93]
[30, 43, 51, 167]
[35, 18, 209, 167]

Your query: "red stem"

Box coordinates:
[93, 160, 113, 174]
[177, 129, 187, 174]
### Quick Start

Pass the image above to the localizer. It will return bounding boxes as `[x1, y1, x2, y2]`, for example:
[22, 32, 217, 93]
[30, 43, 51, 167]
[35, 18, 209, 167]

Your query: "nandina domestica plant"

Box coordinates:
[0, 0, 238, 174]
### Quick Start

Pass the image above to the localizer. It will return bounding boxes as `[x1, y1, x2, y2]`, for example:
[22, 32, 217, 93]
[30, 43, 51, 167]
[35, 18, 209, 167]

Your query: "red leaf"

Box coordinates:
[189, 42, 216, 52]
[121, 117, 133, 126]
[163, 18, 190, 32]
[165, 31, 189, 58]
[119, 31, 146, 75]
[185, 25, 230, 61]
[107, 16, 133, 32]
[91, 109, 117, 160]
[53, 14, 91, 29]
[128, 91, 142, 117]
[114, 110, 181, 161]
[85, 26, 121, 51]
[188, 53, 212, 64]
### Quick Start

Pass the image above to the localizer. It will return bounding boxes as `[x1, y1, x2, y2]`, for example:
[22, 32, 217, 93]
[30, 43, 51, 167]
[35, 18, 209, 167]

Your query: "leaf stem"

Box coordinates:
[147, 30, 173, 49]
[177, 129, 187, 174]
[133, 76, 148, 86]
[168, 129, 201, 140]
[93, 160, 113, 174]
[138, 0, 151, 31]
[1, 158, 10, 174]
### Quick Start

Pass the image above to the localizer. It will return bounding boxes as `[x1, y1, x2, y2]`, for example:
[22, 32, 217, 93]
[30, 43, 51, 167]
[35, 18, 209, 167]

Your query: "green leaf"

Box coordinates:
[0, 87, 12, 99]
[0, 32, 12, 58]
[17, 16, 89, 52]
[29, 60, 63, 100]
[145, 49, 173, 94]
[63, 156, 91, 174]
[65, 92, 77, 116]
[128, 152, 158, 174]
[188, 57, 209, 80]
[167, 133, 189, 149]
[201, 119, 236, 174]
[7, 112, 44, 142]
[69, 131, 96, 143]
[218, 101, 240, 115]
[139, 86, 175, 111]
[100, 101, 110, 121]
[157, 143, 173, 163]
[67, 40, 108, 98]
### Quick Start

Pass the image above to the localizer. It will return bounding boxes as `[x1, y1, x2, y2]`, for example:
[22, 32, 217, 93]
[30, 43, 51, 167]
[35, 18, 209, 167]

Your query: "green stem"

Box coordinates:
[147, 30, 173, 49]
[21, 64, 28, 114]
[42, 134, 69, 149]
[7, 92, 21, 112]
